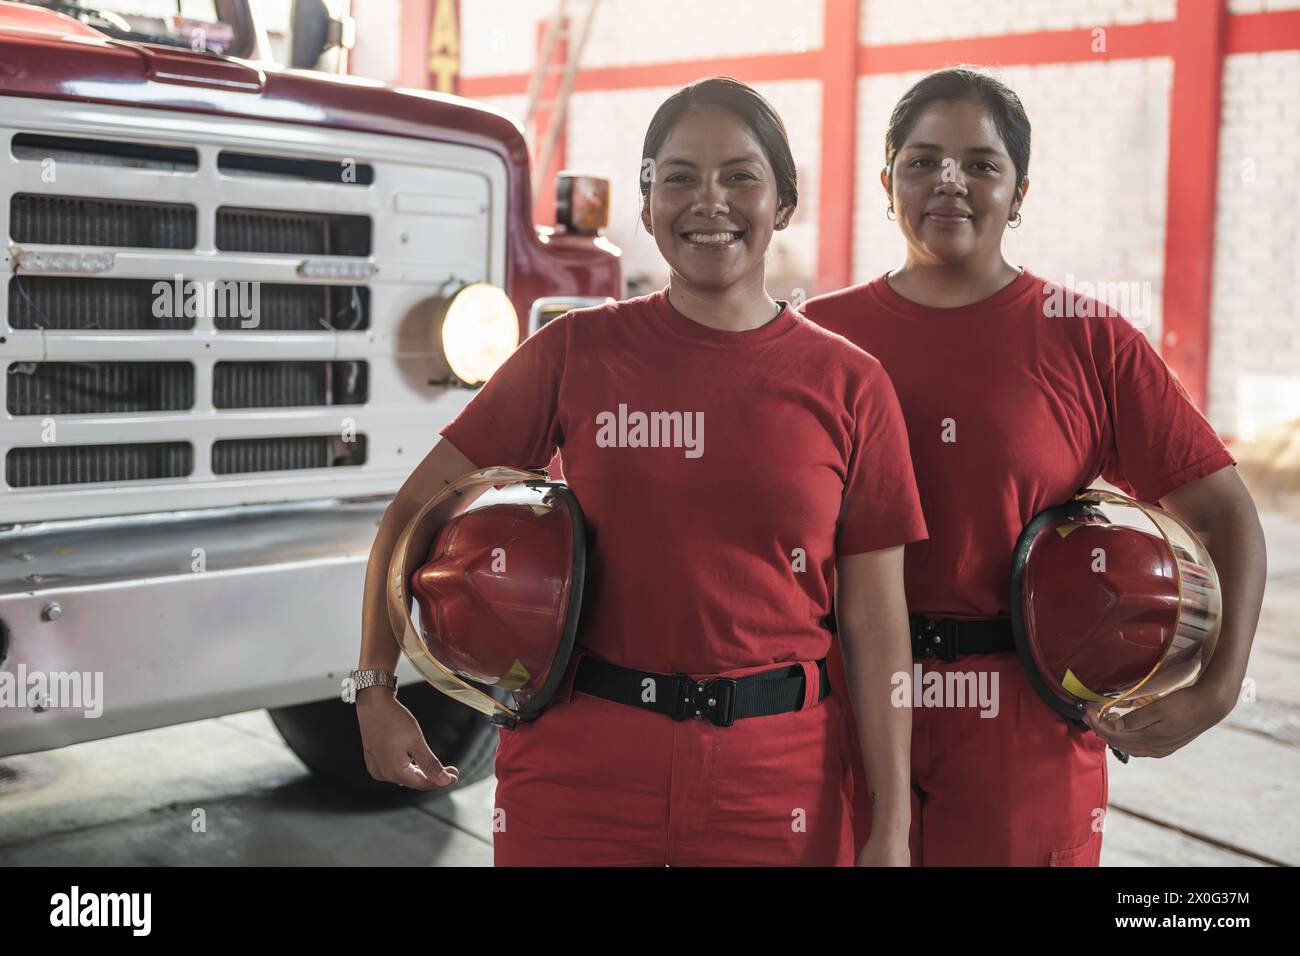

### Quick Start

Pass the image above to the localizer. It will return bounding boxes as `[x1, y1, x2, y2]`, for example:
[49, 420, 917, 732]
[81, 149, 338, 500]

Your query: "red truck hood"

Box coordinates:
[0, 0, 529, 167]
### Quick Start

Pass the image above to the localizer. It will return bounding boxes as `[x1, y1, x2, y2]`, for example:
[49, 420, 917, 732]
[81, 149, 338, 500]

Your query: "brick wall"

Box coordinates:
[1209, 49, 1300, 438]
[860, 0, 1175, 43]
[461, 0, 820, 74]
[1227, 0, 1300, 14]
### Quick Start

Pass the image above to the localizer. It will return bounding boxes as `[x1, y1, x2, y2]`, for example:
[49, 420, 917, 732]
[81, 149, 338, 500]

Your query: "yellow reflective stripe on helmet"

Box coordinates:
[500, 658, 531, 691]
[1062, 668, 1110, 702]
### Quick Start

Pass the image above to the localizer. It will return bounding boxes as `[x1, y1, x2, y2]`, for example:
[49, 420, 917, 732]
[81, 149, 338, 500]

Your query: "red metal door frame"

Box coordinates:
[1161, 0, 1228, 410]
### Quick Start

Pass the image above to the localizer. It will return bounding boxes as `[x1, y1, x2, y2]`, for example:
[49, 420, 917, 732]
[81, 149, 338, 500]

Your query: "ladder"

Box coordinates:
[522, 0, 600, 200]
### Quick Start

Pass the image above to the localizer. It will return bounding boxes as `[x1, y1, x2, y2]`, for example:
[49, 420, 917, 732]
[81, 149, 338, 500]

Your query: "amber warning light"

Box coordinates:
[556, 173, 610, 234]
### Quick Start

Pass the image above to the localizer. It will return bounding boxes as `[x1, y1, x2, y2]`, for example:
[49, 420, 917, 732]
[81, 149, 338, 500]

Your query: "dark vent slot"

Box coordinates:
[7, 362, 193, 415]
[8, 276, 196, 330]
[218, 151, 374, 185]
[213, 284, 370, 331]
[10, 194, 196, 248]
[7, 441, 192, 487]
[212, 361, 367, 409]
[12, 133, 198, 172]
[212, 434, 367, 474]
[215, 207, 371, 256]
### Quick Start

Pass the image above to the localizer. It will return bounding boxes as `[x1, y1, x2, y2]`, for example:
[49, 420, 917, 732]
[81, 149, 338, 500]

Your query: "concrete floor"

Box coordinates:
[0, 708, 496, 866]
[1, 511, 1297, 867]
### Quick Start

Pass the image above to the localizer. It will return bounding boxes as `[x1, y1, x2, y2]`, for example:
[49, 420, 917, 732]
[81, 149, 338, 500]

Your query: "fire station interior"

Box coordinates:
[0, 0, 1294, 889]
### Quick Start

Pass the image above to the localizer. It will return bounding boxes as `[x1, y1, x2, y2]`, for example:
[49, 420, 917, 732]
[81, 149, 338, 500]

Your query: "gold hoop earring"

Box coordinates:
[886, 205, 896, 221]
[1008, 211, 1022, 229]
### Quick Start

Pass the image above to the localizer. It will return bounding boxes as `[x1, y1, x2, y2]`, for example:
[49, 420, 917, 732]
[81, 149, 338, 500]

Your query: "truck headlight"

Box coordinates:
[441, 283, 520, 386]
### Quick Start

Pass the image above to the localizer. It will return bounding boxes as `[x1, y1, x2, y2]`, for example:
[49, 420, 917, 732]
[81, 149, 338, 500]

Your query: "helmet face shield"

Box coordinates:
[387, 467, 586, 723]
[1010, 489, 1222, 720]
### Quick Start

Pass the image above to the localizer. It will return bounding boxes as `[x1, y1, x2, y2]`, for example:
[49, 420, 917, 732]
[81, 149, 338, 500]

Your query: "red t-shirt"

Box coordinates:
[439, 287, 928, 674]
[802, 269, 1236, 620]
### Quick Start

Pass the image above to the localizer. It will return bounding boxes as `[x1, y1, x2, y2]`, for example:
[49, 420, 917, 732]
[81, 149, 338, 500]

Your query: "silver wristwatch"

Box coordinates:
[346, 668, 398, 702]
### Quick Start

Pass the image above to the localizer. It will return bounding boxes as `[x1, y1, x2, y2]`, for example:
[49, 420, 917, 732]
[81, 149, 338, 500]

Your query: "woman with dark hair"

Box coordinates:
[803, 67, 1266, 866]
[355, 76, 927, 866]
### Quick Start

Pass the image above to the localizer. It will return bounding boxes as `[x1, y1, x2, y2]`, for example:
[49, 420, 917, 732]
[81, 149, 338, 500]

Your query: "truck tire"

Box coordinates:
[268, 681, 498, 800]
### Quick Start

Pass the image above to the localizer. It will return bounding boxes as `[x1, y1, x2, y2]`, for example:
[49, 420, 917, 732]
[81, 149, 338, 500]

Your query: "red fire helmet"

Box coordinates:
[387, 466, 586, 725]
[1010, 488, 1222, 721]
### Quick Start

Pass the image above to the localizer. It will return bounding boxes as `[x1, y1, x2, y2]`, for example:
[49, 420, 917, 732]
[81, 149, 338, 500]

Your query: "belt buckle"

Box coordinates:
[914, 618, 959, 662]
[674, 675, 738, 727]
[913, 618, 939, 659]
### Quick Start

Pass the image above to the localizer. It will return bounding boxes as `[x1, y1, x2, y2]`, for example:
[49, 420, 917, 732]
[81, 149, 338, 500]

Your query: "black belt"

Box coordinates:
[822, 609, 1014, 662]
[572, 655, 830, 727]
[909, 615, 1014, 662]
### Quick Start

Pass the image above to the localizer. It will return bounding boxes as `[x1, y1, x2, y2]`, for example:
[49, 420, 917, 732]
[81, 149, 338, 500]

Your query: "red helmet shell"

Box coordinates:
[412, 500, 576, 701]
[1011, 490, 1221, 718]
[1021, 518, 1179, 699]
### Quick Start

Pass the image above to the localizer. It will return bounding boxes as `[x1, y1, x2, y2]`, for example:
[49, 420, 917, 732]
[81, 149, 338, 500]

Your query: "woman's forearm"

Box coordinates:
[357, 437, 480, 673]
[1185, 501, 1265, 707]
[1162, 470, 1267, 712]
[358, 508, 413, 673]
[840, 617, 913, 830]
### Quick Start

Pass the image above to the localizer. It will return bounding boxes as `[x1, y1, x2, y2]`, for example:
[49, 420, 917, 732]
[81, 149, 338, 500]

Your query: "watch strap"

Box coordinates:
[351, 669, 398, 694]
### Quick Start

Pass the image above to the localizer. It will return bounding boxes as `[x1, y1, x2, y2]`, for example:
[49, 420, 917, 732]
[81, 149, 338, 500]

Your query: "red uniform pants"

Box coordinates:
[492, 653, 856, 866]
[829, 643, 1109, 866]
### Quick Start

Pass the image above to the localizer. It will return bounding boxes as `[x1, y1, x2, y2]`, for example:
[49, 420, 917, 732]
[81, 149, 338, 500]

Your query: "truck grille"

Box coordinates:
[8, 276, 195, 331]
[2, 111, 502, 516]
[215, 206, 371, 256]
[217, 150, 374, 186]
[212, 284, 370, 331]
[6, 442, 193, 488]
[10, 193, 196, 248]
[7, 277, 370, 332]
[7, 362, 194, 415]
[212, 435, 366, 474]
[4, 361, 366, 414]
[212, 361, 367, 409]
[12, 133, 198, 173]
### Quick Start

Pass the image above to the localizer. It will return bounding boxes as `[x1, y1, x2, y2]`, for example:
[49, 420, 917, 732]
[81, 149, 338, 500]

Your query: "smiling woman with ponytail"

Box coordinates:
[357, 76, 928, 866]
[804, 66, 1266, 867]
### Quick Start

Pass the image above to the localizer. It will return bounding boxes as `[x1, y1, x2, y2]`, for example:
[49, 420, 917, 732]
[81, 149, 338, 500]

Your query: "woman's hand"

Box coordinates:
[1081, 682, 1235, 758]
[355, 437, 480, 790]
[356, 690, 460, 790]
[856, 831, 910, 867]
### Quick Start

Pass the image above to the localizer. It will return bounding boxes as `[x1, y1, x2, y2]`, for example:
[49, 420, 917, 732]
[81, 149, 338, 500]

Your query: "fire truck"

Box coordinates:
[0, 0, 622, 796]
